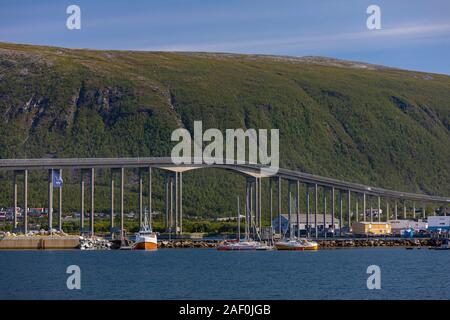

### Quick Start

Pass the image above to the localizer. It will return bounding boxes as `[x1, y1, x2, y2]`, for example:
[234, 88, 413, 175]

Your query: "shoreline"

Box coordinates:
[0, 235, 447, 250]
[157, 238, 446, 249]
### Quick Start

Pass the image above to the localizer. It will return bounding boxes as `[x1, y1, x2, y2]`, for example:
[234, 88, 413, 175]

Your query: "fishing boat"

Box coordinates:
[133, 207, 157, 250]
[275, 238, 319, 251]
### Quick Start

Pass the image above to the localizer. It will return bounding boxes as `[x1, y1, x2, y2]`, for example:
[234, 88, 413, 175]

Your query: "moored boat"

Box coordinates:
[217, 196, 273, 251]
[133, 208, 157, 250]
[217, 240, 259, 251]
[275, 238, 319, 251]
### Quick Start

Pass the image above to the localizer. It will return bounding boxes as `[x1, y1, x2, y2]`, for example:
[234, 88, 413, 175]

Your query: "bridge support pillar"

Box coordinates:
[314, 184, 318, 238]
[413, 202, 416, 219]
[403, 201, 407, 219]
[355, 194, 359, 222]
[296, 181, 300, 237]
[323, 187, 327, 238]
[306, 184, 310, 237]
[245, 181, 249, 239]
[148, 167, 152, 224]
[24, 170, 28, 234]
[277, 176, 282, 236]
[11, 170, 29, 234]
[164, 173, 168, 230]
[169, 174, 173, 234]
[245, 179, 250, 236]
[253, 178, 260, 234]
[12, 171, 18, 231]
[163, 171, 179, 235]
[148, 167, 153, 216]
[386, 200, 389, 222]
[167, 171, 183, 235]
[331, 187, 335, 236]
[179, 172, 183, 234]
[339, 191, 343, 236]
[89, 168, 95, 237]
[258, 177, 262, 230]
[110, 170, 115, 238]
[57, 169, 62, 232]
[363, 193, 366, 222]
[139, 169, 143, 228]
[247, 177, 258, 238]
[48, 169, 53, 232]
[370, 196, 373, 223]
[378, 196, 381, 222]
[394, 201, 398, 220]
[80, 170, 84, 235]
[347, 189, 351, 231]
[287, 181, 292, 238]
[120, 168, 124, 240]
[174, 172, 178, 234]
[269, 179, 273, 237]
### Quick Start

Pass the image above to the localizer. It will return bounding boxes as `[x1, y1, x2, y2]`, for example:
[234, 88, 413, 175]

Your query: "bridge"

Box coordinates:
[1, 157, 449, 238]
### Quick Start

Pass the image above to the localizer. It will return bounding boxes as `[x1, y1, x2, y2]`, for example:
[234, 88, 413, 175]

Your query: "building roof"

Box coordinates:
[352, 221, 390, 225]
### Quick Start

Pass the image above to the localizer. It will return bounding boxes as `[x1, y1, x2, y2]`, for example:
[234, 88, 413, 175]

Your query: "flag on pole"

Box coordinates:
[52, 169, 63, 187]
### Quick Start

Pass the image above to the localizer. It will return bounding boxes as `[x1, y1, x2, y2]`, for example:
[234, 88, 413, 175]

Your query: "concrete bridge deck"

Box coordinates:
[1, 157, 448, 202]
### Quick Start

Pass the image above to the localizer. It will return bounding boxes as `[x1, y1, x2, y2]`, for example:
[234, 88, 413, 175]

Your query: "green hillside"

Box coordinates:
[0, 42, 449, 222]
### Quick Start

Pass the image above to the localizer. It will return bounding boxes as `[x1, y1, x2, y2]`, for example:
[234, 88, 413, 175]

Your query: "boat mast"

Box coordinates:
[144, 206, 151, 231]
[149, 205, 152, 230]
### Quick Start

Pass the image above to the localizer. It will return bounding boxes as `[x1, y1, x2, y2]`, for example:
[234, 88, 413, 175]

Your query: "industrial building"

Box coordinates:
[272, 214, 340, 235]
[351, 221, 391, 236]
[427, 216, 450, 232]
[389, 219, 428, 235]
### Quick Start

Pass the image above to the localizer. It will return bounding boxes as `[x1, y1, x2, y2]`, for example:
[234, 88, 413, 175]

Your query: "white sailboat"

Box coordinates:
[218, 196, 272, 251]
[275, 195, 318, 251]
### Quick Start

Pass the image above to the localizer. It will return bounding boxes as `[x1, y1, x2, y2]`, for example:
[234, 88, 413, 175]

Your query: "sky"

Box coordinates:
[0, 0, 450, 74]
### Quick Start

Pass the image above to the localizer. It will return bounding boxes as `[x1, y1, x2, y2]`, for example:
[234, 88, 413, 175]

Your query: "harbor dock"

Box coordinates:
[0, 235, 80, 249]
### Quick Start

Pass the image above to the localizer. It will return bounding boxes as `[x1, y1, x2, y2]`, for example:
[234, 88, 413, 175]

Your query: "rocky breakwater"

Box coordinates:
[157, 238, 446, 249]
[158, 240, 220, 249]
[318, 238, 442, 248]
[79, 236, 112, 250]
[2, 229, 69, 237]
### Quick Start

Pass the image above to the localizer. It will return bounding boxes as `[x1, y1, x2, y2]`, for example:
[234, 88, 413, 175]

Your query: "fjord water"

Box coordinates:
[1, 248, 449, 300]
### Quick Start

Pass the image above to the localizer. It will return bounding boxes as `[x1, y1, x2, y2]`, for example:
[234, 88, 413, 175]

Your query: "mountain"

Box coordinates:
[0, 42, 449, 218]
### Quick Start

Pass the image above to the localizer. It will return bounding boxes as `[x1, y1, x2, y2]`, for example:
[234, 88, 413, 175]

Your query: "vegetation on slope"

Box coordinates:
[0, 42, 449, 223]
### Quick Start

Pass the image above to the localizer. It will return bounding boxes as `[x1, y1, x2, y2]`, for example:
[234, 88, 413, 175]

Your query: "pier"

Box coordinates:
[0, 157, 449, 239]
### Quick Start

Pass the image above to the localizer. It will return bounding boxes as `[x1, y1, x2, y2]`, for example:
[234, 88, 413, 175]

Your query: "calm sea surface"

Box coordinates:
[0, 248, 449, 300]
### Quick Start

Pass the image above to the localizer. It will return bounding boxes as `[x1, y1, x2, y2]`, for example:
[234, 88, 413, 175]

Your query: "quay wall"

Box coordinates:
[0, 236, 80, 249]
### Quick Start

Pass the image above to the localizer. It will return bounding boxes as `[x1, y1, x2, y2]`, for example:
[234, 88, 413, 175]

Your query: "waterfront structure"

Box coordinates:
[0, 157, 448, 238]
[427, 216, 450, 232]
[272, 214, 339, 236]
[352, 222, 392, 236]
[389, 219, 428, 235]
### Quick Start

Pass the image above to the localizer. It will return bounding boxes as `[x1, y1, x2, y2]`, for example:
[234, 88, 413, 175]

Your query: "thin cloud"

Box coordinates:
[139, 22, 450, 53]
